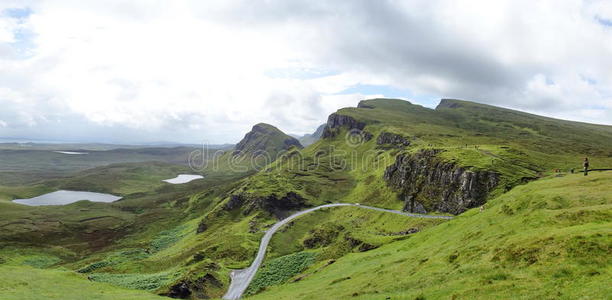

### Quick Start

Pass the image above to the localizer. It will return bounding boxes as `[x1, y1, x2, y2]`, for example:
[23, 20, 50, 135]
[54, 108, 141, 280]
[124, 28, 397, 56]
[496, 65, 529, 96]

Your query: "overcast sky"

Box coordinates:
[0, 0, 611, 144]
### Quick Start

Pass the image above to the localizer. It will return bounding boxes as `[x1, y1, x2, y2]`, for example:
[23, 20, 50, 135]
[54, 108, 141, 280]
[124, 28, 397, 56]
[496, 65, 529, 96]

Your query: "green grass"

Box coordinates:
[0, 266, 164, 300]
[87, 271, 177, 291]
[247, 172, 612, 300]
[246, 252, 316, 295]
[268, 206, 446, 260]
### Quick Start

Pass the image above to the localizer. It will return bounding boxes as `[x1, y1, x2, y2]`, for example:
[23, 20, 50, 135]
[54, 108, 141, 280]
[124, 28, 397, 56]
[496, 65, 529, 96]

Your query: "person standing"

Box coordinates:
[583, 157, 590, 176]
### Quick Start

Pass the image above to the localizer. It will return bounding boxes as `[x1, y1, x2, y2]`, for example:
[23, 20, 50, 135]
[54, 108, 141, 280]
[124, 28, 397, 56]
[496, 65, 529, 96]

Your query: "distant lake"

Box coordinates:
[53, 151, 88, 155]
[163, 174, 204, 184]
[13, 190, 122, 206]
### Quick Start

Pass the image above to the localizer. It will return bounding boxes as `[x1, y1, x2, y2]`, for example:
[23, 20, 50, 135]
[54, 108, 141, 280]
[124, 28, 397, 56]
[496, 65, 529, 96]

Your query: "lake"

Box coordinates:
[12, 190, 122, 206]
[163, 174, 204, 184]
[53, 151, 88, 155]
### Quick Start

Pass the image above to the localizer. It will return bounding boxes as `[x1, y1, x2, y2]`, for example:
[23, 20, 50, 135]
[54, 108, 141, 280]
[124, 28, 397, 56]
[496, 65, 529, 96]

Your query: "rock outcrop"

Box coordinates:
[166, 273, 223, 299]
[384, 149, 500, 215]
[357, 101, 375, 109]
[322, 113, 366, 138]
[223, 191, 308, 219]
[376, 132, 411, 147]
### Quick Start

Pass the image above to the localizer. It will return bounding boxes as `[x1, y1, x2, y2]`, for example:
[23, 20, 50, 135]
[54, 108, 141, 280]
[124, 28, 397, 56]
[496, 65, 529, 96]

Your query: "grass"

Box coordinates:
[245, 252, 316, 295]
[247, 172, 612, 300]
[0, 266, 164, 300]
[87, 271, 177, 291]
[267, 206, 446, 260]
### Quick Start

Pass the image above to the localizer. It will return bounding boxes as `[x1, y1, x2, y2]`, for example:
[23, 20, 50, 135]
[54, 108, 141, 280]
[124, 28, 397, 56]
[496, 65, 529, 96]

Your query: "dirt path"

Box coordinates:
[222, 203, 453, 300]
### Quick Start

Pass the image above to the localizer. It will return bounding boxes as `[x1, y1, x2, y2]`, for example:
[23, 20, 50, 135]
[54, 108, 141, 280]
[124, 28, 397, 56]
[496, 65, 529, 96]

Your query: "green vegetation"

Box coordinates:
[267, 206, 446, 260]
[247, 172, 612, 299]
[0, 266, 163, 300]
[87, 271, 177, 291]
[246, 252, 316, 295]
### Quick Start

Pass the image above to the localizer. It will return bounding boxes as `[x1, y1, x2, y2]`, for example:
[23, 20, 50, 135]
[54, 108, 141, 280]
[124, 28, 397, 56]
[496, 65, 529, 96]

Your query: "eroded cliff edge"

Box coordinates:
[384, 149, 500, 215]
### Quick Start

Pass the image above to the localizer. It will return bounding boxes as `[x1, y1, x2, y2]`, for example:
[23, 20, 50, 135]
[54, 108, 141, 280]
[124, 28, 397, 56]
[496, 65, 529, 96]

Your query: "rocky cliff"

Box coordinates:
[322, 113, 366, 138]
[376, 132, 411, 147]
[384, 149, 500, 214]
[223, 191, 308, 219]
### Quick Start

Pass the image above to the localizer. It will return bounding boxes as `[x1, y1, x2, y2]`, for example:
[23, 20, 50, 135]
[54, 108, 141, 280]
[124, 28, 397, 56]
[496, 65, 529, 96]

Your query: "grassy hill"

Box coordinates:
[0, 265, 163, 300]
[247, 171, 612, 300]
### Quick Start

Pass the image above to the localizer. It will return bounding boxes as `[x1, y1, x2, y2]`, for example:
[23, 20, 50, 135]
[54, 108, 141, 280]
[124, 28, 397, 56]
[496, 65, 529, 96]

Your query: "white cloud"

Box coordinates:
[0, 0, 610, 144]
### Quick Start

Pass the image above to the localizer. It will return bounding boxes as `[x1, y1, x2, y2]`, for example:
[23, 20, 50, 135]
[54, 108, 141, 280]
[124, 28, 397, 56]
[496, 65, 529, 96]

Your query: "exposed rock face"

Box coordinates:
[435, 98, 463, 109]
[223, 191, 308, 219]
[167, 282, 191, 299]
[384, 149, 500, 215]
[233, 123, 302, 156]
[322, 113, 366, 138]
[357, 101, 375, 109]
[376, 132, 411, 147]
[166, 273, 222, 299]
[196, 222, 207, 234]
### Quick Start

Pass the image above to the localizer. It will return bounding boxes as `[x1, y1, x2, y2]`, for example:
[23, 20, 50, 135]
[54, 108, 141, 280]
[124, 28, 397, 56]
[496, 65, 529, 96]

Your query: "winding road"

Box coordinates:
[222, 203, 453, 300]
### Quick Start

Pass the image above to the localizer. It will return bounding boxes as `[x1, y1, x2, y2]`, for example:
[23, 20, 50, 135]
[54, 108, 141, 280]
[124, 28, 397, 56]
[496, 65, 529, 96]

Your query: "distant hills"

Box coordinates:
[294, 124, 326, 147]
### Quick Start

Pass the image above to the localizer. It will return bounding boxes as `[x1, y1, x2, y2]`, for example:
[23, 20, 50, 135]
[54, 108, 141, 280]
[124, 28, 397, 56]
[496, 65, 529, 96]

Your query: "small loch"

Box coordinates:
[13, 190, 122, 206]
[162, 174, 204, 184]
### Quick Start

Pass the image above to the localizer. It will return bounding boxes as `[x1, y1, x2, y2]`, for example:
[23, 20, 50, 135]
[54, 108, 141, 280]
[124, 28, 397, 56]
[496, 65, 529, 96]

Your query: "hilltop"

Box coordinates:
[234, 123, 302, 158]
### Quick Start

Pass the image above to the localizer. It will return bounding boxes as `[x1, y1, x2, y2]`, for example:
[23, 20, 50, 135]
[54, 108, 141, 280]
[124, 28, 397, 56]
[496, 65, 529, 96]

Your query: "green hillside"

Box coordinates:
[0, 265, 163, 300]
[247, 172, 612, 300]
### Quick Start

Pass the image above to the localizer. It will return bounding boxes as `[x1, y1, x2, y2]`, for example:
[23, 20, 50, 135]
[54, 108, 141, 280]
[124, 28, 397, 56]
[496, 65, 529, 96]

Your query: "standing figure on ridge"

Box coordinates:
[583, 157, 590, 176]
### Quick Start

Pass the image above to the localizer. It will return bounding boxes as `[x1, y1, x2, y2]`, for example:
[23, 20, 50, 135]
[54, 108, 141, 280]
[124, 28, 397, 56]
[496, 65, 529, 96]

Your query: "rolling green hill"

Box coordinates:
[247, 171, 612, 300]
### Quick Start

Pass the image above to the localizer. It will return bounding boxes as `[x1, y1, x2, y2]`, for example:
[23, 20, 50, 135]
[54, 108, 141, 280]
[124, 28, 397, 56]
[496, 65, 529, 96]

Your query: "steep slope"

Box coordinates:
[247, 172, 612, 300]
[209, 123, 303, 174]
[233, 123, 303, 158]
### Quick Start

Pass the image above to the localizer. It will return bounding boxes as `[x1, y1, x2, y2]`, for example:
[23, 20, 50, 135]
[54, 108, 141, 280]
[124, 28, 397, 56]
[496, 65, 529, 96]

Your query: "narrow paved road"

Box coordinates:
[222, 203, 453, 300]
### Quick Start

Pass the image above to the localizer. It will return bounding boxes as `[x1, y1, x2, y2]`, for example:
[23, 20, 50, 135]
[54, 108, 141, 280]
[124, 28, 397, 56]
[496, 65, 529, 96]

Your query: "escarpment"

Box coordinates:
[223, 191, 308, 219]
[376, 132, 411, 147]
[384, 149, 500, 215]
[322, 113, 366, 138]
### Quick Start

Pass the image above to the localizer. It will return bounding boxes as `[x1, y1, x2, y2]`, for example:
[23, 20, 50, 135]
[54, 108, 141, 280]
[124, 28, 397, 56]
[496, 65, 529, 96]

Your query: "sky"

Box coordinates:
[0, 0, 611, 144]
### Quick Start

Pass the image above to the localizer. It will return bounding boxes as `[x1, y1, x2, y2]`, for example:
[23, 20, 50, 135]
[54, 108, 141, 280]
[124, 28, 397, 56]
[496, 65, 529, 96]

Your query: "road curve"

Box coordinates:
[222, 203, 453, 300]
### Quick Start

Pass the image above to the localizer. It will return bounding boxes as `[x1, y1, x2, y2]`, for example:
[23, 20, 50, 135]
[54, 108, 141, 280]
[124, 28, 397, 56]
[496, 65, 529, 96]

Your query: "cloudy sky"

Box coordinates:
[0, 0, 611, 144]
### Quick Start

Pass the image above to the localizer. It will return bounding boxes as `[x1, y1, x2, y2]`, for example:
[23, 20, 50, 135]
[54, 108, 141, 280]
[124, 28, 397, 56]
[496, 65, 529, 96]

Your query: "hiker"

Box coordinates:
[583, 157, 589, 176]
[480, 204, 485, 213]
